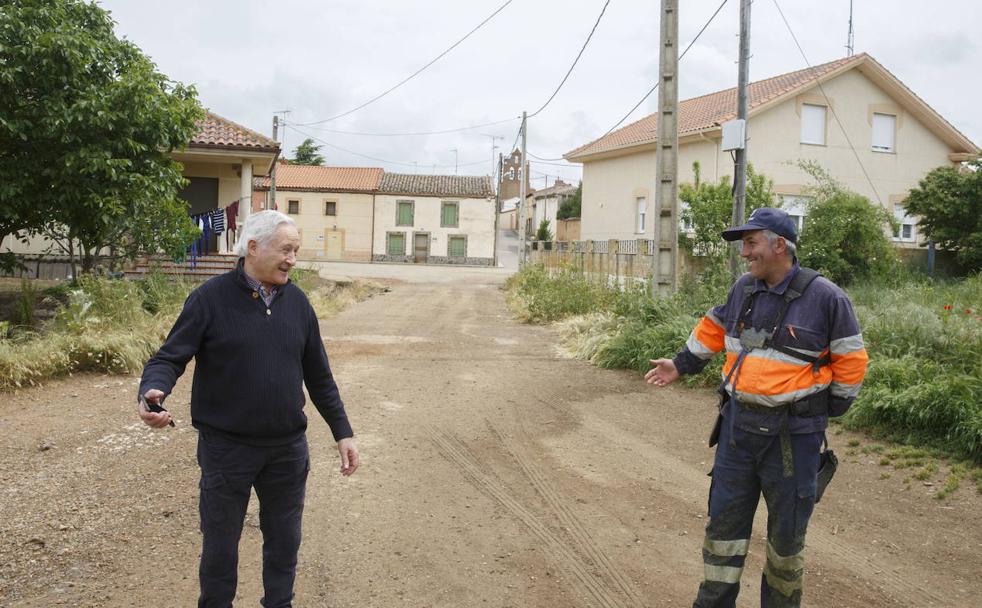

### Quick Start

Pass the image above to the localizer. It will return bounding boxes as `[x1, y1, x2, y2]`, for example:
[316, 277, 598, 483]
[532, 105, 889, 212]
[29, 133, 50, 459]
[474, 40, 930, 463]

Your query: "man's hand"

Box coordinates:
[645, 358, 679, 387]
[337, 437, 359, 477]
[137, 389, 173, 428]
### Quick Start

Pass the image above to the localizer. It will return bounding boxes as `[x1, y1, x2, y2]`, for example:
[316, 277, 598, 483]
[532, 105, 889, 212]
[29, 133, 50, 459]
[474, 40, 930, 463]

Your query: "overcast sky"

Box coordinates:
[97, 0, 981, 189]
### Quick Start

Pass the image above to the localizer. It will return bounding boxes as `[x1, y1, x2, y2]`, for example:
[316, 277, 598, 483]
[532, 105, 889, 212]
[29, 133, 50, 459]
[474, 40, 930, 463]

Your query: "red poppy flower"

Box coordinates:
[943, 305, 952, 311]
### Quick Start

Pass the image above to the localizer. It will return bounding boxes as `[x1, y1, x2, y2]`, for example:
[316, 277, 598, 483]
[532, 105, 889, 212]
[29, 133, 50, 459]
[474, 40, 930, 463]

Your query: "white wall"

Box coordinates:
[373, 194, 495, 260]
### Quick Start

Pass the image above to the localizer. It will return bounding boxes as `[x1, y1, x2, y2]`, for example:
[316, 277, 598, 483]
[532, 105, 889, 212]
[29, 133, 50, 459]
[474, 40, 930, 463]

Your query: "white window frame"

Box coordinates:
[892, 204, 916, 243]
[800, 104, 827, 146]
[635, 196, 647, 234]
[779, 195, 811, 234]
[872, 113, 896, 153]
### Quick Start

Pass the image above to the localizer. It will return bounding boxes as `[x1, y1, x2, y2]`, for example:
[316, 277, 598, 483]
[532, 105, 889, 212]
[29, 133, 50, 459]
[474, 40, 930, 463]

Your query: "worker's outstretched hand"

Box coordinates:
[645, 358, 679, 388]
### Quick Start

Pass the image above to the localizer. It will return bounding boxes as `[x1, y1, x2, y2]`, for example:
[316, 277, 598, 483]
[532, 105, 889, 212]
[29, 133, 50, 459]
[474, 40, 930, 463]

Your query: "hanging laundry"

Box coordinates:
[225, 200, 240, 251]
[211, 208, 225, 234]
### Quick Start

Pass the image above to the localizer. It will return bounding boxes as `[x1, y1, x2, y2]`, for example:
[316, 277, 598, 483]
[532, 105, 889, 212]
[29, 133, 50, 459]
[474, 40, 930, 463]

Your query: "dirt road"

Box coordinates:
[1, 274, 979, 607]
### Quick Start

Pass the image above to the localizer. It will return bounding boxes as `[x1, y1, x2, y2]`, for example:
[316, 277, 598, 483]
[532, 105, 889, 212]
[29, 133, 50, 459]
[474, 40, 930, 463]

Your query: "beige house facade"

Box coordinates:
[373, 173, 496, 265]
[255, 165, 383, 262]
[565, 54, 979, 248]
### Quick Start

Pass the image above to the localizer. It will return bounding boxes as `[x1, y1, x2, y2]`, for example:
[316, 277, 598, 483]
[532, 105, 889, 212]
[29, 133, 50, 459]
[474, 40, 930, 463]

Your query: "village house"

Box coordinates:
[373, 173, 496, 265]
[564, 53, 980, 249]
[525, 179, 578, 240]
[254, 164, 383, 262]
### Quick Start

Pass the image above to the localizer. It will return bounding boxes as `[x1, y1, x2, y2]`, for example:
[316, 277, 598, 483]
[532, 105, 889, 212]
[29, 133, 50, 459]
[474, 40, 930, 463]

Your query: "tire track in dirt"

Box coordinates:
[428, 425, 631, 608]
[486, 421, 648, 608]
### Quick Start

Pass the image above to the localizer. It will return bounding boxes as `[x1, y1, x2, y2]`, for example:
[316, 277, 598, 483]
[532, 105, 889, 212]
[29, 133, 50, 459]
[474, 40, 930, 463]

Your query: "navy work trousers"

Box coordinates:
[693, 417, 823, 608]
[196, 431, 309, 608]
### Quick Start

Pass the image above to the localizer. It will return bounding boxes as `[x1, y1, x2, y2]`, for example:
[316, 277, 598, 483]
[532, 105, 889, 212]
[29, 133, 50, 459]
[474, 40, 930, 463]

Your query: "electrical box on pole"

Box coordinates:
[721, 119, 746, 151]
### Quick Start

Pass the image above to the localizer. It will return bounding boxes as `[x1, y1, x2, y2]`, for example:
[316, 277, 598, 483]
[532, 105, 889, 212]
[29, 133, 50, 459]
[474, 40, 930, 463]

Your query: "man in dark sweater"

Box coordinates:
[138, 210, 359, 608]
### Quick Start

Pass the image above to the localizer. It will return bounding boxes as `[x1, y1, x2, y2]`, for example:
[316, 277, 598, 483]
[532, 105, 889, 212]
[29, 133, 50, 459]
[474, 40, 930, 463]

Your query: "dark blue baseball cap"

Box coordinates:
[721, 207, 798, 244]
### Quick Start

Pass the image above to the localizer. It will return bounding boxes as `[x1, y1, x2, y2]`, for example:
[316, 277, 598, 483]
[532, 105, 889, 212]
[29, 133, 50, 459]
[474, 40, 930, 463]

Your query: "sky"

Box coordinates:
[97, 0, 981, 189]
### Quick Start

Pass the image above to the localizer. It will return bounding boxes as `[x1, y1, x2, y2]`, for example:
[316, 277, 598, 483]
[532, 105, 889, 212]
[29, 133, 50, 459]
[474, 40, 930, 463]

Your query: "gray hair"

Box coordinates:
[762, 229, 797, 259]
[233, 210, 296, 257]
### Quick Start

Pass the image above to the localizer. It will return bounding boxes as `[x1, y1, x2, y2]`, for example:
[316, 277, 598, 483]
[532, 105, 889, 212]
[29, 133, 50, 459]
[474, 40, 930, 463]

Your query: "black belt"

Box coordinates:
[730, 391, 830, 478]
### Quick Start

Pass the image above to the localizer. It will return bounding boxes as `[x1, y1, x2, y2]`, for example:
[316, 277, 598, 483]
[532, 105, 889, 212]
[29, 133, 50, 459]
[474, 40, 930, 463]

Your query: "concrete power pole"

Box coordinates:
[518, 111, 528, 266]
[651, 0, 679, 297]
[270, 116, 278, 211]
[729, 0, 752, 280]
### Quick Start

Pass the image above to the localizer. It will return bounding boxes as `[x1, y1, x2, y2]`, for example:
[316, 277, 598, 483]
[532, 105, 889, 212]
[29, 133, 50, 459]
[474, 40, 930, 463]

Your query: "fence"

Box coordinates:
[525, 239, 704, 287]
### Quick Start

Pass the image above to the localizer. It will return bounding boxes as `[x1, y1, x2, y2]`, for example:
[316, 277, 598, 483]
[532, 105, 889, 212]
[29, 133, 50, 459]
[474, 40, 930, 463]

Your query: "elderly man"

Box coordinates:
[138, 210, 359, 608]
[646, 208, 867, 607]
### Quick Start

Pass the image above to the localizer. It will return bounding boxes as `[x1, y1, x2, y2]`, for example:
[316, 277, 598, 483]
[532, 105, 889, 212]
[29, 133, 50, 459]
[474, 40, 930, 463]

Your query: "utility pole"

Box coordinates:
[651, 0, 679, 297]
[730, 0, 752, 280]
[270, 116, 278, 211]
[518, 111, 528, 266]
[492, 152, 504, 268]
[450, 148, 459, 175]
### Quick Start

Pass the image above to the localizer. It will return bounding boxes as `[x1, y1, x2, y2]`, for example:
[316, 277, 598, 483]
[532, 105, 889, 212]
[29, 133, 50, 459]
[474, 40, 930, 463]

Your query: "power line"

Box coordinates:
[289, 126, 490, 171]
[294, 0, 516, 126]
[289, 116, 520, 137]
[770, 0, 882, 205]
[599, 0, 730, 139]
[528, 0, 611, 118]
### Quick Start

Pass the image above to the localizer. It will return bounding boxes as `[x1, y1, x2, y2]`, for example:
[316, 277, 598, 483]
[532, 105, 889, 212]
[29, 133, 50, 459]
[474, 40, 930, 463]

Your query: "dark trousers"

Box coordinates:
[196, 431, 309, 608]
[693, 418, 823, 608]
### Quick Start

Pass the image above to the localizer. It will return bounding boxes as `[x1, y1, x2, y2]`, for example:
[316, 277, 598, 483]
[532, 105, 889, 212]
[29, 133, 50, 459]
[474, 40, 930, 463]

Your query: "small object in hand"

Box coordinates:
[140, 394, 176, 427]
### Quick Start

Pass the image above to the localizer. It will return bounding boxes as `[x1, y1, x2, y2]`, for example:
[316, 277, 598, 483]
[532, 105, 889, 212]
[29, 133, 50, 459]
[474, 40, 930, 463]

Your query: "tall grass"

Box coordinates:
[508, 263, 982, 463]
[0, 269, 381, 392]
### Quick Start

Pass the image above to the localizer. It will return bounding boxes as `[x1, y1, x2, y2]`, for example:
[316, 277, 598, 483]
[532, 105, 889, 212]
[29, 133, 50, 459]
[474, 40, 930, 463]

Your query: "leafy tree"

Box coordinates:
[557, 182, 582, 220]
[678, 162, 774, 261]
[292, 138, 325, 165]
[903, 161, 982, 272]
[796, 162, 897, 285]
[535, 219, 553, 242]
[0, 0, 203, 273]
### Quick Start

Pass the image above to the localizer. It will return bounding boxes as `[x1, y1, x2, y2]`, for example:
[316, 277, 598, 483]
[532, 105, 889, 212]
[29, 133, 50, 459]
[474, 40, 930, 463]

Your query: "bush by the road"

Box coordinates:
[508, 264, 982, 464]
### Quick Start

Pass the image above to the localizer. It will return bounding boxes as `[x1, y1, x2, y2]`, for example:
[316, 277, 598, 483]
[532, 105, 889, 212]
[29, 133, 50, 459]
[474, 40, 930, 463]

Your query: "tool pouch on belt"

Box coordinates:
[815, 437, 838, 503]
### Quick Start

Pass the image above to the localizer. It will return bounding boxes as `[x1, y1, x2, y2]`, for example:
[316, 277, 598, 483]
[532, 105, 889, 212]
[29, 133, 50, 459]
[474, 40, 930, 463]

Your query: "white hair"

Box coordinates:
[233, 210, 296, 257]
[762, 229, 797, 259]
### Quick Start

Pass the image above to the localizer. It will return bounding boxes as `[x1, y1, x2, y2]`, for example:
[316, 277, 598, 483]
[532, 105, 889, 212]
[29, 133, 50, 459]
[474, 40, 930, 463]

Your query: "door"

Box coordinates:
[325, 230, 342, 261]
[413, 233, 429, 263]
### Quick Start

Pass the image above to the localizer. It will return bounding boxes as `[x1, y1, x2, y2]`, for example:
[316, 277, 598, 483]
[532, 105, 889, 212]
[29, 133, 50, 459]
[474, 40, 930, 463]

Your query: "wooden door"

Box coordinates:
[325, 230, 342, 260]
[413, 233, 429, 263]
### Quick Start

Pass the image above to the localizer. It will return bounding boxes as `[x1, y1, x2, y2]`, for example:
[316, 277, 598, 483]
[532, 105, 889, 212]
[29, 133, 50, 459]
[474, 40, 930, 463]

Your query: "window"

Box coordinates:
[396, 200, 414, 226]
[448, 236, 467, 258]
[779, 195, 812, 234]
[872, 113, 896, 152]
[387, 232, 406, 256]
[892, 204, 916, 242]
[679, 202, 695, 234]
[635, 197, 646, 233]
[801, 104, 827, 145]
[287, 200, 300, 215]
[324, 201, 337, 216]
[441, 201, 459, 227]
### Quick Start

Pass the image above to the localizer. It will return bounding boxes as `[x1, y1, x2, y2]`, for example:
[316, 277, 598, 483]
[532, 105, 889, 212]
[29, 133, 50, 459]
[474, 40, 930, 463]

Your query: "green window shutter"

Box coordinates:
[448, 236, 466, 257]
[441, 203, 458, 227]
[397, 202, 413, 226]
[388, 234, 405, 256]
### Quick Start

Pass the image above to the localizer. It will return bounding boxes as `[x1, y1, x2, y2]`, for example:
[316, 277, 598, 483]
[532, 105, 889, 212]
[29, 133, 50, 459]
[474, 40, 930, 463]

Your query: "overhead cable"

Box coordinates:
[294, 0, 516, 126]
[599, 0, 730, 139]
[770, 0, 882, 204]
[289, 126, 489, 171]
[288, 116, 520, 137]
[528, 0, 612, 118]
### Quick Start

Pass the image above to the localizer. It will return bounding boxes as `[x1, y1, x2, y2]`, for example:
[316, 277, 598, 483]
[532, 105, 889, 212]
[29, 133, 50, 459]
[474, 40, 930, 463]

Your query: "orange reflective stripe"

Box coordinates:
[830, 348, 868, 385]
[693, 315, 726, 353]
[733, 353, 833, 397]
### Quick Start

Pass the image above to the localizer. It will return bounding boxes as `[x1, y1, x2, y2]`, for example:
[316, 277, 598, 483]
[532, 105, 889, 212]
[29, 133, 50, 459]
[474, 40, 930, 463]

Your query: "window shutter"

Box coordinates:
[872, 113, 896, 152]
[801, 104, 827, 145]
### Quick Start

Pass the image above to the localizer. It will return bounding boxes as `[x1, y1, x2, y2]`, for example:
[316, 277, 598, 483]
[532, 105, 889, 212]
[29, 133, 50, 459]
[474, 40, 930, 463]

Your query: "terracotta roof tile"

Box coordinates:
[378, 173, 494, 198]
[567, 54, 864, 159]
[190, 111, 279, 152]
[256, 164, 383, 193]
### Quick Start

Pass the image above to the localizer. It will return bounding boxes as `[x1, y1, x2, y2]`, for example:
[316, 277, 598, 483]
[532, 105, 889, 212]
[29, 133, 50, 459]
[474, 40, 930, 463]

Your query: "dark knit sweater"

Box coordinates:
[139, 263, 353, 445]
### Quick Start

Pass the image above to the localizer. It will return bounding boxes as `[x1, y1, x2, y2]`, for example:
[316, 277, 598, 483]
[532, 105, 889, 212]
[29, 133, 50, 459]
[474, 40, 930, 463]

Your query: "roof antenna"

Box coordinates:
[846, 0, 855, 56]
